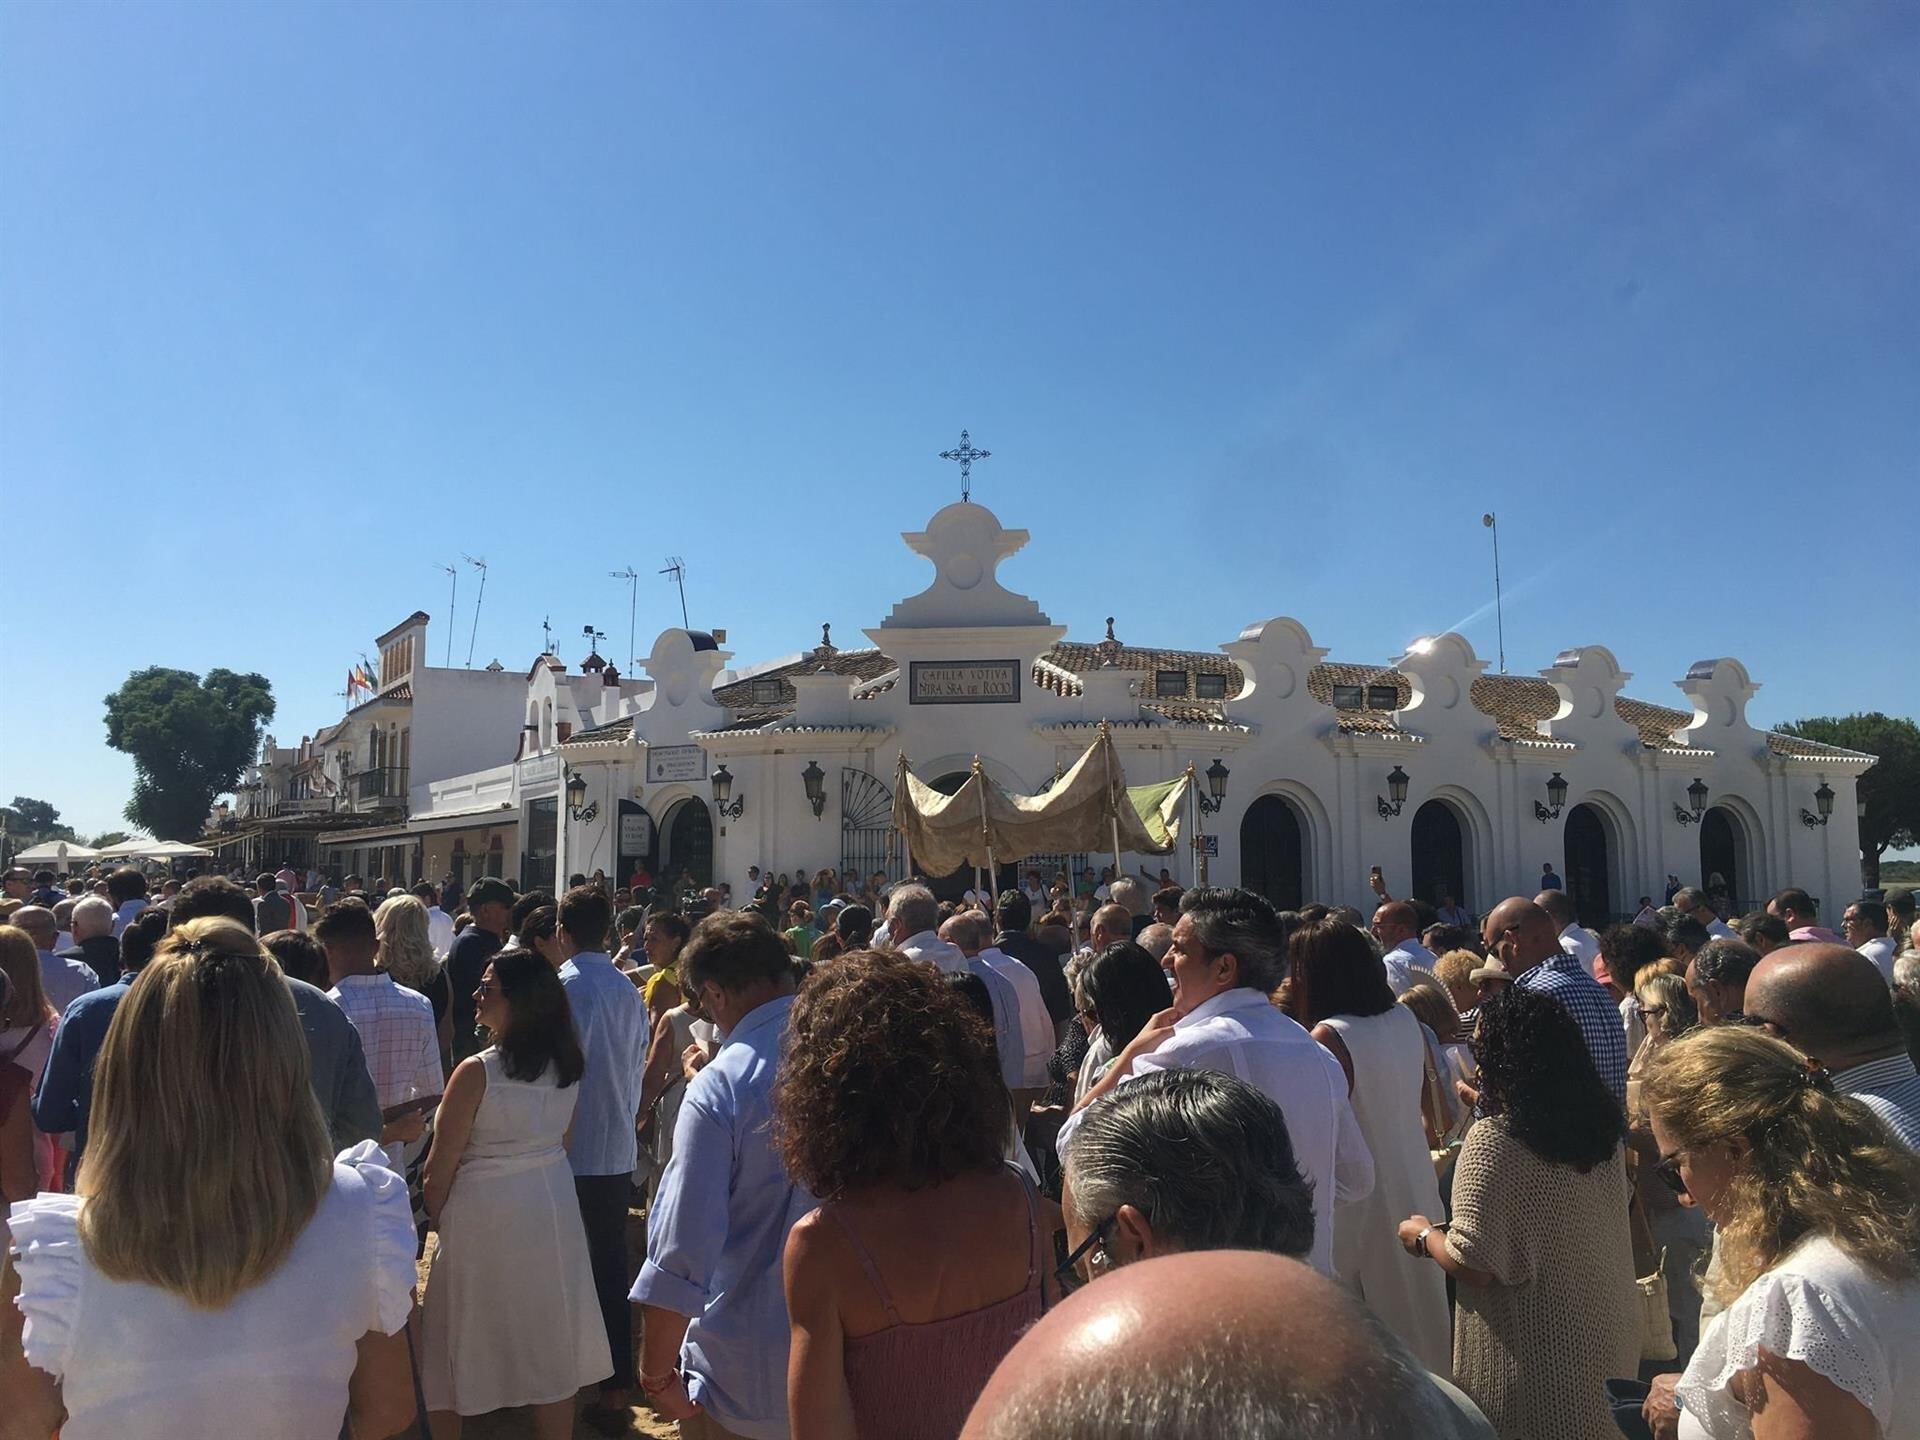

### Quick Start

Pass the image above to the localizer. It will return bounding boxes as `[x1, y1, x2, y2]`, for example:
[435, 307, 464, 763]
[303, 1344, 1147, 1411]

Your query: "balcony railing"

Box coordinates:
[272, 796, 337, 816]
[353, 768, 410, 805]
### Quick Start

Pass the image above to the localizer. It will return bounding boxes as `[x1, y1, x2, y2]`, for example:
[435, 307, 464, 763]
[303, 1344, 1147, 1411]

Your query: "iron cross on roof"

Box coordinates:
[939, 429, 992, 502]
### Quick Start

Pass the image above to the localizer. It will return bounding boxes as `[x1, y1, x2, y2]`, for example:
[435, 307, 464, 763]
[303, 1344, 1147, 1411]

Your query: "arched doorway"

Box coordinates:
[1563, 803, 1612, 928]
[1240, 795, 1304, 911]
[661, 799, 714, 891]
[1699, 807, 1743, 919]
[1410, 800, 1466, 914]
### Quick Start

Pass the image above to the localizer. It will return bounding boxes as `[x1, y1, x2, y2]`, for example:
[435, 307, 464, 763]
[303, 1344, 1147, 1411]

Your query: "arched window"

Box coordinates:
[541, 698, 554, 750]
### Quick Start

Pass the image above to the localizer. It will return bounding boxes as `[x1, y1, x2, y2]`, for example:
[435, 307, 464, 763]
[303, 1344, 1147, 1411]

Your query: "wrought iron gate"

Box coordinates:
[841, 768, 896, 885]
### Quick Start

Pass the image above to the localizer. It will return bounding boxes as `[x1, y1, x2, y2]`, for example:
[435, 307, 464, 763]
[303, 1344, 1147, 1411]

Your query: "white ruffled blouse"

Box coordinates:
[7, 1141, 417, 1440]
[1677, 1234, 1920, 1438]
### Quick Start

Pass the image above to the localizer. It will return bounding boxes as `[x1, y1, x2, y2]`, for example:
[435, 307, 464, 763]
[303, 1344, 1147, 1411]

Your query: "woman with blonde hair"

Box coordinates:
[1, 918, 419, 1440]
[1640, 1026, 1920, 1438]
[377, 891, 454, 1069]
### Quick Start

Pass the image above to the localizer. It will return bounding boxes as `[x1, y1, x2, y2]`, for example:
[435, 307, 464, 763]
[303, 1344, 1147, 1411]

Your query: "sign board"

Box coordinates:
[909, 660, 1022, 705]
[1199, 834, 1219, 856]
[647, 745, 707, 784]
[619, 810, 654, 855]
[517, 754, 561, 786]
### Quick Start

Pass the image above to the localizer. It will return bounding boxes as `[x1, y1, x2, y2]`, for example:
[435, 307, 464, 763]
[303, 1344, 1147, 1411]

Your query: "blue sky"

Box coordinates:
[3, 1, 1915, 841]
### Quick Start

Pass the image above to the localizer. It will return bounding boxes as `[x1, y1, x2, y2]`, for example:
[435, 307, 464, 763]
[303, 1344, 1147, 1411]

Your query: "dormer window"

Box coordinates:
[1195, 673, 1228, 700]
[1366, 684, 1400, 710]
[750, 678, 784, 705]
[1154, 670, 1188, 698]
[1332, 684, 1365, 709]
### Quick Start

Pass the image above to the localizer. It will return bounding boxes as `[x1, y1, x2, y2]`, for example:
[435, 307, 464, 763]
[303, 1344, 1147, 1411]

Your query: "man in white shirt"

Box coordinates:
[105, 868, 148, 938]
[411, 880, 456, 960]
[1841, 901, 1898, 983]
[1673, 886, 1738, 942]
[316, 899, 440, 1172]
[1536, 889, 1600, 977]
[942, 911, 1052, 1102]
[884, 883, 966, 972]
[13, 906, 98, 1017]
[1370, 902, 1437, 996]
[1064, 887, 1375, 1277]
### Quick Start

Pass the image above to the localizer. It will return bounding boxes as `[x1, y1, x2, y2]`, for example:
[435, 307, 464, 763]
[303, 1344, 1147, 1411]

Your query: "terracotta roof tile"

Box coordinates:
[1765, 731, 1876, 761]
[1043, 642, 1245, 701]
[713, 648, 898, 718]
[1614, 697, 1693, 749]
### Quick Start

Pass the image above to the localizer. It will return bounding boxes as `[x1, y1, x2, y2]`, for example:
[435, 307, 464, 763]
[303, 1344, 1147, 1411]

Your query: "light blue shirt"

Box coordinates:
[557, 952, 648, 1177]
[630, 993, 814, 1440]
[38, 950, 99, 1018]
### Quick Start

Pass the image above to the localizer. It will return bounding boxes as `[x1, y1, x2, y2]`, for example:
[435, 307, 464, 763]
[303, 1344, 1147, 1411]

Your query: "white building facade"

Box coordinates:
[535, 500, 1874, 924]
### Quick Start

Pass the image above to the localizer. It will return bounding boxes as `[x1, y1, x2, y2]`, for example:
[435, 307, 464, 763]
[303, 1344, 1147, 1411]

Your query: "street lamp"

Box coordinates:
[1376, 765, 1410, 821]
[711, 764, 745, 820]
[565, 768, 598, 823]
[801, 760, 827, 820]
[1674, 778, 1709, 826]
[1534, 771, 1569, 824]
[1198, 758, 1230, 815]
[1800, 778, 1835, 829]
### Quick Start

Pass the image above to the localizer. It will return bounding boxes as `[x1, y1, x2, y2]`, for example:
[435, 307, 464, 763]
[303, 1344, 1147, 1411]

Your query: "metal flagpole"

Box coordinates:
[439, 564, 457, 665]
[1482, 513, 1506, 674]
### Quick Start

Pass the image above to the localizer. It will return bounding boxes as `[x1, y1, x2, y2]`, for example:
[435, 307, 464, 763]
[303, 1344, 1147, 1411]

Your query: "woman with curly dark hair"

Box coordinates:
[775, 950, 1057, 1439]
[1399, 986, 1636, 1440]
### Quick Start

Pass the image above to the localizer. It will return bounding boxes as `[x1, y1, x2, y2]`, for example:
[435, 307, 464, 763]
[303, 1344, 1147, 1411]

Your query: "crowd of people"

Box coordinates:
[1, 854, 1918, 1439]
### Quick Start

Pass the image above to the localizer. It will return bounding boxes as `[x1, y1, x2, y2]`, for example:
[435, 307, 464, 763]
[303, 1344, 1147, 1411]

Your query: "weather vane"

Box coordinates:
[939, 429, 991, 502]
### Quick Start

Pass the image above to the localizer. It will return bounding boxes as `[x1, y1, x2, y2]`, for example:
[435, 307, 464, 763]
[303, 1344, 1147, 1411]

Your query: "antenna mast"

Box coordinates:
[610, 566, 640, 670]
[1482, 513, 1507, 674]
[661, 557, 689, 629]
[463, 555, 488, 667]
[438, 564, 458, 666]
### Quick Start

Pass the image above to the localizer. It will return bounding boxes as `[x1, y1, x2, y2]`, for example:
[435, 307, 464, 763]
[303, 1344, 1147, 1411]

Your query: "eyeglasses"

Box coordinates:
[474, 980, 498, 998]
[1737, 1010, 1787, 1038]
[1054, 1213, 1116, 1289]
[1654, 1151, 1690, 1196]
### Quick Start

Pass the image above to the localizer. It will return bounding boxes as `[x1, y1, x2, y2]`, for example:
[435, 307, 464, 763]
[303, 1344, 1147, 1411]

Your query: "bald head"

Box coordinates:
[1091, 903, 1133, 950]
[940, 911, 990, 956]
[963, 1251, 1483, 1439]
[1744, 943, 1902, 1068]
[12, 906, 56, 951]
[1482, 897, 1559, 970]
[1370, 901, 1418, 948]
[1533, 889, 1575, 929]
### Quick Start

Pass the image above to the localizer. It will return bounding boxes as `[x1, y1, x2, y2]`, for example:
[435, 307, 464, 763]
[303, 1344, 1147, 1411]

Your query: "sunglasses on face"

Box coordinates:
[1655, 1152, 1689, 1197]
[1055, 1213, 1116, 1289]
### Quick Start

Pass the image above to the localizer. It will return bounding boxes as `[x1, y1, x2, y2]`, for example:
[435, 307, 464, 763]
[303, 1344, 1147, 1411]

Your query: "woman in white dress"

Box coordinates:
[1288, 917, 1453, 1377]
[2, 919, 418, 1440]
[1640, 1026, 1920, 1440]
[421, 945, 611, 1439]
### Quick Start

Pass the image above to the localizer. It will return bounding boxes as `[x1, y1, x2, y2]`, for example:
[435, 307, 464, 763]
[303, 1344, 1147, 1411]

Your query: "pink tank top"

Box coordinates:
[831, 1169, 1046, 1440]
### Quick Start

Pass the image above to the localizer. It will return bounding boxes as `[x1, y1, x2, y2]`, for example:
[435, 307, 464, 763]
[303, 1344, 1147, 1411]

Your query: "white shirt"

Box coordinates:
[1382, 939, 1438, 996]
[896, 929, 968, 974]
[110, 897, 147, 938]
[1558, 924, 1600, 977]
[8, 1143, 417, 1440]
[1060, 987, 1375, 1278]
[1704, 917, 1738, 942]
[1857, 935, 1897, 983]
[425, 905, 456, 961]
[974, 945, 1054, 1090]
[328, 973, 443, 1172]
[1678, 1234, 1920, 1440]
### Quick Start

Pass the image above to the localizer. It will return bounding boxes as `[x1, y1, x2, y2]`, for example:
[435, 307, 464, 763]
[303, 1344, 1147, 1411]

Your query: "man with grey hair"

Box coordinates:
[960, 1250, 1495, 1440]
[1672, 885, 1736, 941]
[1087, 903, 1133, 956]
[58, 895, 120, 985]
[1136, 922, 1173, 962]
[13, 905, 98, 1016]
[1108, 876, 1149, 936]
[1684, 935, 1761, 1028]
[941, 911, 1050, 1106]
[1062, 886, 1371, 1278]
[1062, 1069, 1314, 1274]
[885, 881, 965, 972]
[1893, 949, 1920, 1070]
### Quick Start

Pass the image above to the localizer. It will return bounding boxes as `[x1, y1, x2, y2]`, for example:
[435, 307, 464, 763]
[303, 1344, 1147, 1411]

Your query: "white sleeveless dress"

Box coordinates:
[1323, 1006, 1454, 1376]
[420, 1048, 612, 1414]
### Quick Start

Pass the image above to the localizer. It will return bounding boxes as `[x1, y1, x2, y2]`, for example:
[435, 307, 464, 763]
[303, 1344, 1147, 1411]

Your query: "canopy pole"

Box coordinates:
[1185, 761, 1205, 887]
[1099, 723, 1122, 877]
[895, 752, 914, 883]
[972, 755, 997, 904]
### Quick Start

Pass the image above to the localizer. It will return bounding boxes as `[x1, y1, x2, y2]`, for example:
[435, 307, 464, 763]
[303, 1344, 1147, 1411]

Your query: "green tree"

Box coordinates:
[1774, 712, 1920, 890]
[88, 830, 132, 850]
[104, 668, 275, 841]
[2, 796, 78, 843]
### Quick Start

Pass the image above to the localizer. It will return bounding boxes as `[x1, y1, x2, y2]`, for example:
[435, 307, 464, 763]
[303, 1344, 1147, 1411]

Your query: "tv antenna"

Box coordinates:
[463, 555, 488, 668]
[542, 616, 553, 655]
[661, 556, 689, 629]
[1482, 513, 1506, 674]
[610, 566, 640, 670]
[438, 563, 458, 665]
[582, 623, 607, 665]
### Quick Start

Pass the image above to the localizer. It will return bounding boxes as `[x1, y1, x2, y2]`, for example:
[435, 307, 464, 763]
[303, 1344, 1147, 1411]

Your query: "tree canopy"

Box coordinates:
[103, 667, 275, 841]
[2, 796, 77, 844]
[1774, 712, 1920, 888]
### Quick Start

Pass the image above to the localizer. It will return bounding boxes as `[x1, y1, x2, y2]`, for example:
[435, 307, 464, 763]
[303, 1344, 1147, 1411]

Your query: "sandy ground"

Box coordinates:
[416, 1205, 678, 1440]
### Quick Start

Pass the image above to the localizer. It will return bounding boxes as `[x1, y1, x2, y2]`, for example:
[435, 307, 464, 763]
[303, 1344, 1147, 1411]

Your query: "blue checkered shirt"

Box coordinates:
[1516, 950, 1629, 1101]
[1834, 1054, 1920, 1152]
